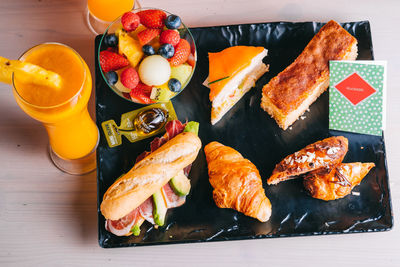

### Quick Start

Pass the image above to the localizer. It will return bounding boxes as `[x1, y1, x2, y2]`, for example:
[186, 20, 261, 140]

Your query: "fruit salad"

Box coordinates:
[99, 8, 196, 104]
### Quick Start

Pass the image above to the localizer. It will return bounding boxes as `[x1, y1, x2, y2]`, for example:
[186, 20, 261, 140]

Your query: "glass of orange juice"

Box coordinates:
[86, 0, 138, 35]
[12, 43, 99, 175]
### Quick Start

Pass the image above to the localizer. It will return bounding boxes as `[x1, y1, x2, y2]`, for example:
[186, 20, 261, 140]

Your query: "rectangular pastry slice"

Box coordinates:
[208, 46, 268, 125]
[261, 20, 358, 130]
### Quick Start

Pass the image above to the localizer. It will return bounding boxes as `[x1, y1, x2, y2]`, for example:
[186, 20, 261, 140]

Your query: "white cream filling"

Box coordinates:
[212, 49, 267, 108]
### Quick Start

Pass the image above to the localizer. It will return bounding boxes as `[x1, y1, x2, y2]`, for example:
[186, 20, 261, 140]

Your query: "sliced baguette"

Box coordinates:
[101, 132, 201, 220]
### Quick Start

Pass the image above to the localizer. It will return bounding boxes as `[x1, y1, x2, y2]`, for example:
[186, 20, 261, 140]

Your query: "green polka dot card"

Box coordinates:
[329, 60, 387, 136]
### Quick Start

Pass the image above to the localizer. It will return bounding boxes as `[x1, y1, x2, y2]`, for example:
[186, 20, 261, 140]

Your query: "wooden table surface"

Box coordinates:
[0, 0, 399, 266]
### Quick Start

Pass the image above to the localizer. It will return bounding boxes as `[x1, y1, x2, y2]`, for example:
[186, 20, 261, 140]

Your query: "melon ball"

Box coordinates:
[138, 55, 171, 86]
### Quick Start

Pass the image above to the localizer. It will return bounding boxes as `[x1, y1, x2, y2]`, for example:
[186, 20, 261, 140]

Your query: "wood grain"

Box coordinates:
[0, 0, 399, 266]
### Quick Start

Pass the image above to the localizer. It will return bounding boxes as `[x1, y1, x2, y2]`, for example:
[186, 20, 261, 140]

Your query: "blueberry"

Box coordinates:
[104, 34, 118, 47]
[165, 15, 181, 29]
[105, 71, 118, 85]
[168, 78, 181, 92]
[142, 44, 155, 56]
[158, 44, 175, 59]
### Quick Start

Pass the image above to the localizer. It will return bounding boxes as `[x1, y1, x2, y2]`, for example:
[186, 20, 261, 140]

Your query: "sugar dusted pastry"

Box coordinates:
[303, 162, 375, 201]
[261, 20, 358, 130]
[208, 46, 268, 125]
[267, 136, 348, 185]
[204, 141, 272, 222]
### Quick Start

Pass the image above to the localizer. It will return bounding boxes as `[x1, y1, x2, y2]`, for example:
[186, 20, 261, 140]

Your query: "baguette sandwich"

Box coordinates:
[208, 46, 268, 125]
[261, 20, 358, 130]
[101, 120, 202, 236]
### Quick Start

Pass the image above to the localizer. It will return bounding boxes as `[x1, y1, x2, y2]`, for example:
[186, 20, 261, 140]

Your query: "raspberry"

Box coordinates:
[120, 67, 139, 89]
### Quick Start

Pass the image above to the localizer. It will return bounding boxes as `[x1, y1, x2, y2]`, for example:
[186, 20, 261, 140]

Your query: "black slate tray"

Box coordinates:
[95, 21, 393, 248]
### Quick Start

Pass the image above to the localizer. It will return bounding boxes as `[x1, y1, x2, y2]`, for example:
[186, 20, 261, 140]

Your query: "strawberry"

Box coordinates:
[160, 30, 180, 46]
[137, 10, 166, 29]
[99, 50, 129, 73]
[106, 47, 118, 53]
[122, 92, 131, 100]
[120, 67, 139, 89]
[130, 82, 154, 104]
[121, 12, 140, 32]
[169, 39, 190, 66]
[187, 53, 196, 67]
[137, 29, 161, 46]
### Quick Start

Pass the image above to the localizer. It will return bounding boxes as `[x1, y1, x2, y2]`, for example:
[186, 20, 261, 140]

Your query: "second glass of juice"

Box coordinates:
[86, 0, 136, 35]
[13, 43, 99, 175]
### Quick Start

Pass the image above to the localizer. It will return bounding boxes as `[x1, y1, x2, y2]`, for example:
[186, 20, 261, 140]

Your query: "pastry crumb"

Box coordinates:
[289, 127, 293, 130]
[360, 146, 364, 149]
[352, 191, 360, 196]
[327, 147, 340, 155]
[300, 115, 306, 120]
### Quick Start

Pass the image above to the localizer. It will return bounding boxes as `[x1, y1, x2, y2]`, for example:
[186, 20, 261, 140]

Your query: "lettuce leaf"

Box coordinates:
[183, 121, 199, 135]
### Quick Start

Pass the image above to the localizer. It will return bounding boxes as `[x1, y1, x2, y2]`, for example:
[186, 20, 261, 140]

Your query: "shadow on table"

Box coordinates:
[71, 170, 99, 245]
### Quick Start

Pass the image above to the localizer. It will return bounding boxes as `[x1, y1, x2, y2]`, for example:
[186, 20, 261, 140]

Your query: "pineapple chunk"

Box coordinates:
[118, 31, 143, 67]
[170, 63, 193, 87]
[114, 26, 124, 37]
[129, 25, 146, 40]
[0, 56, 62, 89]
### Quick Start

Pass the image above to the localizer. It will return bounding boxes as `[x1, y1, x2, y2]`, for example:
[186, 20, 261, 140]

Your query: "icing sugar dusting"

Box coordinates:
[327, 147, 340, 155]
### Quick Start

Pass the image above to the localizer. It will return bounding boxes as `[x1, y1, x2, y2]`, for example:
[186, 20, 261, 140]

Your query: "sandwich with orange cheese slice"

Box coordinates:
[208, 46, 268, 125]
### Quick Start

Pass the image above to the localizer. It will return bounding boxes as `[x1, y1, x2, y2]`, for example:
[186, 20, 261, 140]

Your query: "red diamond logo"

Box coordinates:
[334, 72, 376, 105]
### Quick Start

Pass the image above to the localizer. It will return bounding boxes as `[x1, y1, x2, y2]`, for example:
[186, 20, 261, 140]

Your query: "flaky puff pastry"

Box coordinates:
[268, 136, 348, 185]
[303, 162, 375, 201]
[204, 142, 272, 222]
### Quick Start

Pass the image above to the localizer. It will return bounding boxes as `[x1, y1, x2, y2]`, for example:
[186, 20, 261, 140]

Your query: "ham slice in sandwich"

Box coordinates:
[105, 120, 197, 236]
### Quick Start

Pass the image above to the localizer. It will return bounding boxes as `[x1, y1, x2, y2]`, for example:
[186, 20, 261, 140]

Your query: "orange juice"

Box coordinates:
[13, 43, 98, 161]
[88, 0, 135, 22]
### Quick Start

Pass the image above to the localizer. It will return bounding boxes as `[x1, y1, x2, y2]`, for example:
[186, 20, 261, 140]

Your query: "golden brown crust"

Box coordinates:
[267, 136, 348, 185]
[303, 162, 375, 201]
[204, 142, 272, 222]
[261, 20, 358, 128]
[100, 132, 201, 220]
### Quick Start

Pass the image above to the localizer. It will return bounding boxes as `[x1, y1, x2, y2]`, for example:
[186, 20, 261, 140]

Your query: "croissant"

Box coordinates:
[303, 162, 375, 201]
[267, 136, 348, 185]
[204, 141, 272, 222]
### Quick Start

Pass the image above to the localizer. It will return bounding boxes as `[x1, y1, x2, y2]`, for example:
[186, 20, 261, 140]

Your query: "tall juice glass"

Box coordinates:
[12, 43, 99, 175]
[86, 0, 136, 35]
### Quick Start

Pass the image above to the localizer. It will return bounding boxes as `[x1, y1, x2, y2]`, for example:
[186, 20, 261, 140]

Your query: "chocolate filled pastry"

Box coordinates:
[303, 162, 375, 201]
[204, 141, 272, 222]
[261, 20, 358, 130]
[268, 136, 375, 201]
[267, 136, 348, 185]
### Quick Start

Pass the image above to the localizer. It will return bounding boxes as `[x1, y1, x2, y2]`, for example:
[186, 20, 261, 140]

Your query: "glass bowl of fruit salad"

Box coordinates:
[98, 8, 196, 104]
